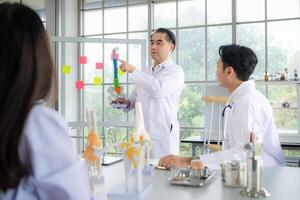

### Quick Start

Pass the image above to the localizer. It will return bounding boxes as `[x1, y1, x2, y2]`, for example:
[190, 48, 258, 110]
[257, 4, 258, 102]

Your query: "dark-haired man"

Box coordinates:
[116, 28, 184, 159]
[158, 44, 285, 169]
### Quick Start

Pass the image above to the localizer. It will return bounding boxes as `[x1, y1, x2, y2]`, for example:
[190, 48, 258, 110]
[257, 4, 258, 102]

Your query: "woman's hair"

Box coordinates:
[0, 2, 56, 191]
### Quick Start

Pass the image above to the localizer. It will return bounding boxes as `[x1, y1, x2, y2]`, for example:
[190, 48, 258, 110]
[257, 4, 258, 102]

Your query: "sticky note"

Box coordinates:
[118, 66, 125, 76]
[96, 62, 104, 69]
[76, 81, 84, 90]
[79, 56, 87, 64]
[62, 65, 71, 74]
[93, 77, 102, 85]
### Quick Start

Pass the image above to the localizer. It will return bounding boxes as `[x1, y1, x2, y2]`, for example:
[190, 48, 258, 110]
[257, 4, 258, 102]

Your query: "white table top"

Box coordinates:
[94, 162, 300, 200]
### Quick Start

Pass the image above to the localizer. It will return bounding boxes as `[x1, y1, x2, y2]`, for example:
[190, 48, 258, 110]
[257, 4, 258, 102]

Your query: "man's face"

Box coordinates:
[216, 58, 227, 86]
[150, 32, 174, 64]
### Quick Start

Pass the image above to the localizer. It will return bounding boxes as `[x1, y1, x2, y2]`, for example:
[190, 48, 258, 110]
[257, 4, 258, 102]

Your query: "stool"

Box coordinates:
[202, 96, 228, 154]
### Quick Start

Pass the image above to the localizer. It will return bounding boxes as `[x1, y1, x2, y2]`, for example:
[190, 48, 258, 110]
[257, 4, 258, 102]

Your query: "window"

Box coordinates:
[79, 0, 300, 157]
[207, 0, 231, 24]
[207, 25, 232, 80]
[178, 28, 205, 81]
[178, 0, 205, 27]
[104, 7, 126, 34]
[236, 0, 264, 22]
[267, 0, 300, 20]
[154, 2, 176, 29]
[236, 0, 300, 133]
[83, 10, 102, 35]
[82, 0, 102, 9]
[128, 5, 148, 31]
[236, 23, 265, 79]
[268, 20, 300, 75]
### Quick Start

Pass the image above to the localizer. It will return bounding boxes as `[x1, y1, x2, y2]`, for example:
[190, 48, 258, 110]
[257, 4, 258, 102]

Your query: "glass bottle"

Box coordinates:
[294, 69, 298, 81]
[264, 70, 269, 81]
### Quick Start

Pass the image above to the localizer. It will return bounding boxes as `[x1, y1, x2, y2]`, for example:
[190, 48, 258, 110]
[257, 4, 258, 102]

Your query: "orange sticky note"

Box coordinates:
[62, 65, 71, 74]
[96, 62, 104, 69]
[93, 77, 102, 85]
[79, 56, 87, 64]
[76, 81, 84, 90]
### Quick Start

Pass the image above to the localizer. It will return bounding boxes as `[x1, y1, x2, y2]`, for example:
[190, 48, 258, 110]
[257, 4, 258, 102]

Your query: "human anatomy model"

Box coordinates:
[83, 110, 102, 179]
[119, 102, 151, 192]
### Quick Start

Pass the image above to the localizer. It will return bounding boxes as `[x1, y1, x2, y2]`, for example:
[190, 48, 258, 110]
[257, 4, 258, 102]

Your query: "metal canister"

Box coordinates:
[221, 160, 247, 187]
[190, 167, 209, 180]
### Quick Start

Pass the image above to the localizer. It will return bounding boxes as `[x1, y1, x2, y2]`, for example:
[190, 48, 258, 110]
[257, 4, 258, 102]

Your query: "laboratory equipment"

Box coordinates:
[240, 122, 270, 198]
[221, 160, 247, 187]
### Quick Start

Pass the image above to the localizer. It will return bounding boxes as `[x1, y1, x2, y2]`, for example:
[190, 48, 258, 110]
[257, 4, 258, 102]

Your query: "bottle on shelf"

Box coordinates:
[294, 69, 298, 81]
[280, 72, 286, 81]
[264, 70, 269, 81]
[284, 67, 289, 80]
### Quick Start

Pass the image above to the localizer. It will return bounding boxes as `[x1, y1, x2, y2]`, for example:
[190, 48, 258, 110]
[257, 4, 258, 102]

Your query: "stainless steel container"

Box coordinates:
[240, 142, 270, 198]
[221, 160, 247, 187]
[190, 167, 209, 179]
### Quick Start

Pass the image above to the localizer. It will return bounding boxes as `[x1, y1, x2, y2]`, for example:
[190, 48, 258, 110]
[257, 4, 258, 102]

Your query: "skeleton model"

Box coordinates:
[119, 102, 151, 192]
[83, 110, 102, 180]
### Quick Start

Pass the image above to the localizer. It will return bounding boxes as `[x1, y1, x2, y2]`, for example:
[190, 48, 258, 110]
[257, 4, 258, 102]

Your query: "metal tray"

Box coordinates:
[168, 167, 216, 187]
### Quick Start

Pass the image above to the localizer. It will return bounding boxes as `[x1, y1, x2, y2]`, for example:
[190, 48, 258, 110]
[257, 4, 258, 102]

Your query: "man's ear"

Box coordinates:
[169, 43, 175, 52]
[226, 66, 235, 76]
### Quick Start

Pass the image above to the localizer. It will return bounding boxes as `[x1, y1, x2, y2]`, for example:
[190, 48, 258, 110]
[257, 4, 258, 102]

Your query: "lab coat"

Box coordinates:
[124, 59, 184, 159]
[0, 105, 95, 200]
[200, 80, 285, 169]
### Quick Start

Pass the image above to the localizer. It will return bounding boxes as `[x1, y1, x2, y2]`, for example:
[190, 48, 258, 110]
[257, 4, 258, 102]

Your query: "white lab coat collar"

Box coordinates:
[34, 100, 45, 105]
[228, 80, 255, 104]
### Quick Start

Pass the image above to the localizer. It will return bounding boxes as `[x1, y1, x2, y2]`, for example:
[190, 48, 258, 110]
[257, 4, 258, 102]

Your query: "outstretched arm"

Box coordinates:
[158, 155, 192, 169]
[119, 59, 184, 98]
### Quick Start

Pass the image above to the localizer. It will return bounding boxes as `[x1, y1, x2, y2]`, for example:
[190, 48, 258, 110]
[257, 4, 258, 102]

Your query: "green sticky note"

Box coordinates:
[62, 65, 71, 74]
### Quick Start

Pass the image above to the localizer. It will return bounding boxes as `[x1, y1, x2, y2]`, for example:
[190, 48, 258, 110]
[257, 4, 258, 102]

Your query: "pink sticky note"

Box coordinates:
[76, 81, 84, 90]
[96, 62, 104, 69]
[79, 56, 87, 64]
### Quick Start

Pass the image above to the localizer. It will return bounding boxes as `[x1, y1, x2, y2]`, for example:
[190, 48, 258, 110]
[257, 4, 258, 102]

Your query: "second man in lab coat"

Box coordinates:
[116, 28, 184, 159]
[158, 44, 285, 169]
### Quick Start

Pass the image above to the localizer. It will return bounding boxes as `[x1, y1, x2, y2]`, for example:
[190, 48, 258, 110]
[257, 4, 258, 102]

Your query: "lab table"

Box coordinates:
[94, 162, 300, 200]
[181, 135, 300, 157]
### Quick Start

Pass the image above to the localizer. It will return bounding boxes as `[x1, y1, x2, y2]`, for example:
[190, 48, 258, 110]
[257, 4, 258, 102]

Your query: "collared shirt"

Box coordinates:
[200, 80, 285, 169]
[151, 59, 170, 73]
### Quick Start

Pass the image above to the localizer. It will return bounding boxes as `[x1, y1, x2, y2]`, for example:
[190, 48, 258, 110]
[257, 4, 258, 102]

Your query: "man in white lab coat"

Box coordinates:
[158, 44, 285, 169]
[116, 28, 184, 159]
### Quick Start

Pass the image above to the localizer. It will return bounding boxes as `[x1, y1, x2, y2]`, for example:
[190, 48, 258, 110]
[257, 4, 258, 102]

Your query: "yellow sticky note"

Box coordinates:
[93, 77, 102, 85]
[118, 66, 125, 76]
[62, 65, 71, 74]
